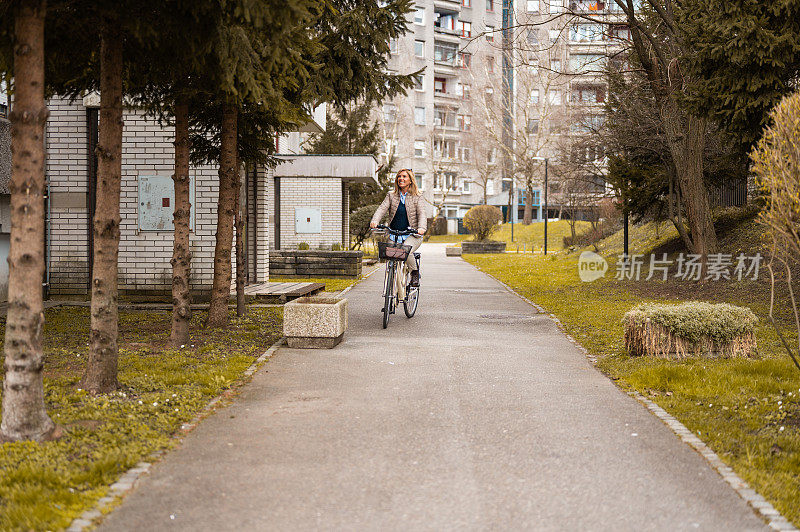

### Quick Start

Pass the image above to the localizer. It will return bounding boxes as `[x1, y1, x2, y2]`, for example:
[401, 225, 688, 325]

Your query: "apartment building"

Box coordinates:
[380, 0, 504, 233]
[379, 0, 629, 230]
[513, 0, 627, 220]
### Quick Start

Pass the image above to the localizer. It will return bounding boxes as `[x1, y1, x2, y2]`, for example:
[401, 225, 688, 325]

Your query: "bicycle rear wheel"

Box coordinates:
[382, 262, 395, 329]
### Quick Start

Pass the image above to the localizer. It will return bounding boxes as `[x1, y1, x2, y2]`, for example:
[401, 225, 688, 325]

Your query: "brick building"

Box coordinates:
[43, 96, 370, 298]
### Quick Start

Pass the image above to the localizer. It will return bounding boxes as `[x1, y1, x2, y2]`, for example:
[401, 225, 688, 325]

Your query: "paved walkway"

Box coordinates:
[99, 243, 767, 531]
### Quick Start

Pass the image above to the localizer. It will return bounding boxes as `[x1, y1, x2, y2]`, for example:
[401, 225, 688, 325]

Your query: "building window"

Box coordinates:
[569, 23, 605, 43]
[549, 28, 560, 42]
[414, 7, 425, 24]
[485, 25, 495, 41]
[549, 0, 563, 13]
[527, 29, 539, 45]
[610, 25, 631, 41]
[488, 147, 497, 163]
[487, 180, 495, 195]
[414, 106, 426, 125]
[571, 0, 607, 12]
[416, 173, 425, 191]
[414, 40, 425, 57]
[414, 140, 426, 158]
[527, 118, 540, 134]
[435, 12, 457, 32]
[487, 56, 495, 72]
[435, 107, 456, 127]
[530, 88, 540, 104]
[570, 53, 606, 74]
[389, 38, 398, 54]
[434, 139, 457, 159]
[383, 103, 397, 122]
[434, 41, 459, 64]
[414, 74, 424, 91]
[458, 82, 472, 100]
[527, 0, 539, 11]
[462, 179, 471, 193]
[572, 86, 606, 103]
[434, 77, 447, 94]
[460, 21, 472, 37]
[548, 90, 562, 105]
[485, 86, 494, 104]
[462, 0, 472, 6]
[459, 52, 472, 68]
[460, 147, 472, 162]
[551, 59, 561, 72]
[457, 114, 471, 131]
[486, 0, 494, 11]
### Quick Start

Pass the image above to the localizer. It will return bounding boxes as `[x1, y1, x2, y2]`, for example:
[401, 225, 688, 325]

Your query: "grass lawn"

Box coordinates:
[464, 218, 800, 526]
[269, 276, 361, 293]
[425, 220, 593, 252]
[0, 306, 282, 530]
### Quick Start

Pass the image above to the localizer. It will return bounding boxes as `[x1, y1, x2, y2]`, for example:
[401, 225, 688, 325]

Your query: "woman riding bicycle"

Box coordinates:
[370, 168, 426, 287]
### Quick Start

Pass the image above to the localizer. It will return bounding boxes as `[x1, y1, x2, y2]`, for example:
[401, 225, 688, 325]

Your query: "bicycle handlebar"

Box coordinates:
[373, 225, 419, 236]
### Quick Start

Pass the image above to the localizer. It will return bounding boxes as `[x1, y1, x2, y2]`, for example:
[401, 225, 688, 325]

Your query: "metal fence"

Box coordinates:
[710, 178, 748, 207]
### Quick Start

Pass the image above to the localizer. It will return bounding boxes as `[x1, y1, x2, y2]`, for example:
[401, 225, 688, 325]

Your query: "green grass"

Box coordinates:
[270, 276, 360, 293]
[0, 306, 283, 530]
[425, 220, 593, 251]
[464, 224, 800, 526]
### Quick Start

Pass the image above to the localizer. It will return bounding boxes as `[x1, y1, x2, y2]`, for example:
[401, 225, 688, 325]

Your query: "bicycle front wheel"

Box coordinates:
[404, 285, 419, 318]
[383, 262, 395, 329]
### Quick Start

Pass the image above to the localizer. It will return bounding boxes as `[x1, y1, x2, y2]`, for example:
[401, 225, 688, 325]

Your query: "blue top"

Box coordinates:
[390, 192, 410, 243]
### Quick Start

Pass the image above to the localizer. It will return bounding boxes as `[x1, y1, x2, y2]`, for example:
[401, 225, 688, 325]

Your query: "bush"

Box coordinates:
[349, 204, 379, 250]
[298, 242, 310, 250]
[463, 205, 502, 241]
[623, 302, 758, 358]
[331, 243, 342, 251]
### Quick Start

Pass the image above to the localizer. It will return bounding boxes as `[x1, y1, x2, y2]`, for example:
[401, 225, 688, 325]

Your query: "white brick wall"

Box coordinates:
[278, 177, 342, 249]
[46, 97, 269, 295]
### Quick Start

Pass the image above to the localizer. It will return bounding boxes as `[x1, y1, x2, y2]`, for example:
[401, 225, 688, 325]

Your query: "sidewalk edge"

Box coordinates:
[477, 267, 797, 532]
[66, 336, 287, 532]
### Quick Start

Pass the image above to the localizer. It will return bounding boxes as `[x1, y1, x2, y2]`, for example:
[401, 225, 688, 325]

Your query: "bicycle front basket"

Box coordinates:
[378, 241, 411, 261]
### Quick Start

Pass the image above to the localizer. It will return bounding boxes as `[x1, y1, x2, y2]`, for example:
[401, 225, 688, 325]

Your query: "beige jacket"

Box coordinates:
[371, 191, 427, 234]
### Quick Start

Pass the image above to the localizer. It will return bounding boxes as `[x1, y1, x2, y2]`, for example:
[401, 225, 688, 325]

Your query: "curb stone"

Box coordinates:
[67, 336, 287, 532]
[475, 265, 796, 531]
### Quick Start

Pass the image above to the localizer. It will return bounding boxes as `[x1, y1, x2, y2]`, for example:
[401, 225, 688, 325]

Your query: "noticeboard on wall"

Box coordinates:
[138, 174, 195, 232]
[295, 207, 321, 234]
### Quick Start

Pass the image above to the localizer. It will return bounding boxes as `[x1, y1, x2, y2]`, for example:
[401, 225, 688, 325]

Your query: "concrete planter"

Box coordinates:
[461, 241, 507, 254]
[284, 296, 348, 348]
[445, 246, 462, 257]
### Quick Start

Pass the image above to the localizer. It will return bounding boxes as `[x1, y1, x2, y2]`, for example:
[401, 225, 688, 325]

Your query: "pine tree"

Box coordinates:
[0, 0, 58, 442]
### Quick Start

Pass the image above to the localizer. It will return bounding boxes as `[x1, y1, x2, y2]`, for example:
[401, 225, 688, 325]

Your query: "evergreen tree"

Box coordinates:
[683, 0, 800, 151]
[0, 0, 58, 442]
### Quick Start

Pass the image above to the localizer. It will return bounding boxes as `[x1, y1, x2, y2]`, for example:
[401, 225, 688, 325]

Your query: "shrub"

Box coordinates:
[350, 204, 379, 250]
[298, 242, 310, 250]
[623, 301, 758, 359]
[751, 91, 800, 371]
[331, 243, 342, 251]
[463, 205, 502, 241]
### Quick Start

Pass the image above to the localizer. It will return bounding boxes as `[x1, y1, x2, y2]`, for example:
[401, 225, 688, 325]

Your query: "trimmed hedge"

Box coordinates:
[623, 301, 758, 359]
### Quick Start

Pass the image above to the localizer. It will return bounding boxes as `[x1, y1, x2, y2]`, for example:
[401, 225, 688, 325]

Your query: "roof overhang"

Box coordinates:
[273, 154, 379, 185]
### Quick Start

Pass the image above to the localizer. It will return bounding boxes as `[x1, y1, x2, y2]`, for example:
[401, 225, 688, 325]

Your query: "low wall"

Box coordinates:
[270, 250, 363, 279]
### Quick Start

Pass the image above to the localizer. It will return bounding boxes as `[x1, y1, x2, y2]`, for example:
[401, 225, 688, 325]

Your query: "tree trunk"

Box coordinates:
[206, 104, 238, 328]
[169, 100, 192, 347]
[662, 103, 718, 258]
[1, 0, 57, 442]
[235, 163, 246, 317]
[667, 170, 693, 252]
[523, 181, 533, 225]
[81, 26, 123, 393]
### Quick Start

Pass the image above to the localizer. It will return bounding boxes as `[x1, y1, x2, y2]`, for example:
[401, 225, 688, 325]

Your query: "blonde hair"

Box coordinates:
[394, 168, 420, 195]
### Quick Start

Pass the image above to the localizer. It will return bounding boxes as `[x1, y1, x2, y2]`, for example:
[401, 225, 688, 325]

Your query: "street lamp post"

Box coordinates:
[531, 156, 548, 255]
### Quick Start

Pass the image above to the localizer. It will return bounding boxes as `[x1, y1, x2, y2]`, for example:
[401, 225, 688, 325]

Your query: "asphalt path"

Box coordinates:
[99, 243, 767, 531]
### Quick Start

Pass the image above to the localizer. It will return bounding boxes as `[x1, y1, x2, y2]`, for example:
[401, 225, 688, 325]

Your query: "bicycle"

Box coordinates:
[372, 225, 421, 329]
